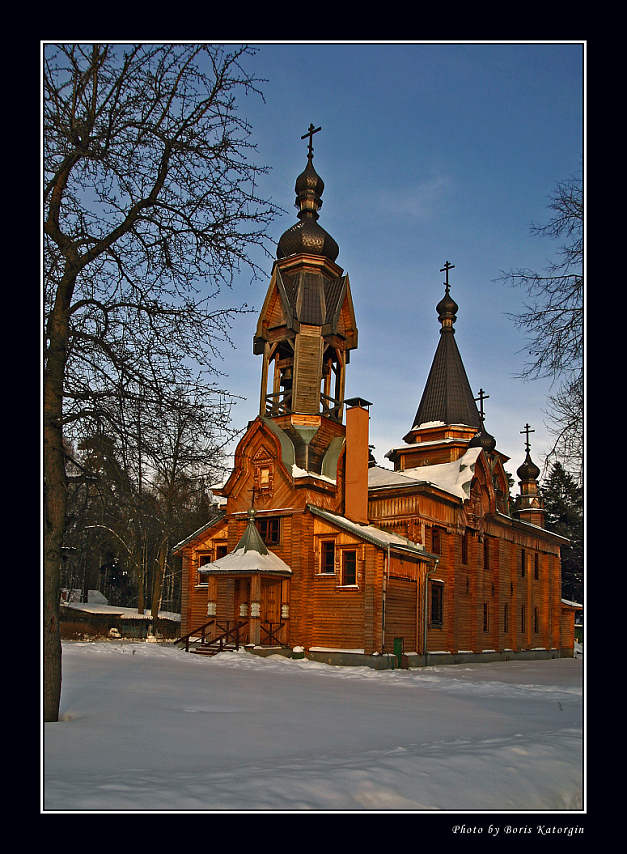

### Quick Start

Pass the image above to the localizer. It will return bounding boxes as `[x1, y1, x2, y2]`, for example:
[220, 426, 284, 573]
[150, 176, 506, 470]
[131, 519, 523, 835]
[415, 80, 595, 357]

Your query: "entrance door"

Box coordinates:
[260, 578, 282, 645]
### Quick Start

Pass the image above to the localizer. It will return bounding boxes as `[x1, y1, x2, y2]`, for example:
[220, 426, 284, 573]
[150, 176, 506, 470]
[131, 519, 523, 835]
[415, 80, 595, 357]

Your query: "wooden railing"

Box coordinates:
[175, 619, 217, 652]
[260, 620, 285, 646]
[320, 393, 342, 421]
[177, 619, 286, 652]
[264, 390, 292, 416]
[175, 619, 248, 652]
[264, 390, 343, 421]
[208, 620, 249, 652]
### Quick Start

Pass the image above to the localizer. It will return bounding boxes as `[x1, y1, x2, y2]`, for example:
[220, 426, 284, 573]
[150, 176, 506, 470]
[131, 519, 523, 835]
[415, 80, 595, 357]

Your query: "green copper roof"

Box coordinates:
[234, 510, 269, 555]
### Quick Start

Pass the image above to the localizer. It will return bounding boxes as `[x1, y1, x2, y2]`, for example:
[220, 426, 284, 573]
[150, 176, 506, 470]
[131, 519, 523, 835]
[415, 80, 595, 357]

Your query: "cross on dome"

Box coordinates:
[301, 123, 322, 159]
[520, 423, 535, 453]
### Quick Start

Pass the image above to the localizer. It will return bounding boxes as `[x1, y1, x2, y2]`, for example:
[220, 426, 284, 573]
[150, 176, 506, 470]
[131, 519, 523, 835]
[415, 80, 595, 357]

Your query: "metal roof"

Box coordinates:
[412, 328, 482, 433]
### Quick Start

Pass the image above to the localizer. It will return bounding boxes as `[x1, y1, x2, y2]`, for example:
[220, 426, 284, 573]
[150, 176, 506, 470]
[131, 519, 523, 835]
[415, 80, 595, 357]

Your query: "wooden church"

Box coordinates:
[173, 128, 578, 667]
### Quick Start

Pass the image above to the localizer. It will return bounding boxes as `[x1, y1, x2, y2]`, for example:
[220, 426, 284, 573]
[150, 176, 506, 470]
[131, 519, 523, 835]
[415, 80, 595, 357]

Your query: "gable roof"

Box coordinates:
[171, 513, 226, 554]
[307, 504, 438, 560]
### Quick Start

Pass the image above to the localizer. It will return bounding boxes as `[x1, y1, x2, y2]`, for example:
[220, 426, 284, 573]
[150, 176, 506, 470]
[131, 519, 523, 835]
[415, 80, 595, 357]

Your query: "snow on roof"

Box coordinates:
[371, 447, 482, 501]
[63, 602, 181, 621]
[307, 505, 434, 558]
[561, 599, 583, 609]
[198, 545, 292, 576]
[411, 421, 475, 431]
[386, 437, 470, 453]
[292, 464, 336, 484]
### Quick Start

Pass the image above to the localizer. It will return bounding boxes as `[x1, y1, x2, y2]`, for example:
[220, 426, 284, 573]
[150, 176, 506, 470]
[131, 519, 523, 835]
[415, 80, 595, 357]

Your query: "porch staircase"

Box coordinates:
[175, 618, 286, 656]
[175, 619, 248, 656]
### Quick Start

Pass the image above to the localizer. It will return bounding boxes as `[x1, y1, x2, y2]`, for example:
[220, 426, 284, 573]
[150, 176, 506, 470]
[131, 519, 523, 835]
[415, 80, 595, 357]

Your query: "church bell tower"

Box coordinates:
[253, 125, 359, 473]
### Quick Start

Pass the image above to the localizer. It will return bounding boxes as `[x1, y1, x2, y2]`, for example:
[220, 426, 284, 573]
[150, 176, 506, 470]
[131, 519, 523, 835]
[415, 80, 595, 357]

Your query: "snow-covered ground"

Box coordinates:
[43, 642, 584, 813]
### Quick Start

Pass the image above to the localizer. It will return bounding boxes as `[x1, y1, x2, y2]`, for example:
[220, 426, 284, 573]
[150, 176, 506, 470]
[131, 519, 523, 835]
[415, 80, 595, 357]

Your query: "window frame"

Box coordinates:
[320, 539, 336, 575]
[430, 581, 444, 626]
[340, 549, 358, 587]
[461, 529, 469, 564]
[195, 551, 212, 586]
[257, 516, 280, 546]
[431, 527, 442, 556]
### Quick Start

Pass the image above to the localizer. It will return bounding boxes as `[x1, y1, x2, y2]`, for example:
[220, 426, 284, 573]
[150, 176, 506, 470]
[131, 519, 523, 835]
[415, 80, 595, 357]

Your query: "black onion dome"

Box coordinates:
[436, 289, 458, 323]
[295, 157, 325, 199]
[277, 219, 339, 261]
[276, 153, 339, 262]
[517, 451, 540, 481]
[469, 428, 497, 453]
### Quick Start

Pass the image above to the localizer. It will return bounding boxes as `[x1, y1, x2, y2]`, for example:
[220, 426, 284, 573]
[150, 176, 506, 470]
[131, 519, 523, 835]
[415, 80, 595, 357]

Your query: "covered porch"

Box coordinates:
[193, 508, 292, 650]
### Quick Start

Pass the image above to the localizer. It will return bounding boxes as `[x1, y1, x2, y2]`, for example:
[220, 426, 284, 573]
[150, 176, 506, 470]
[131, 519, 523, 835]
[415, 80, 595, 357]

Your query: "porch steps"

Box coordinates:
[190, 642, 239, 657]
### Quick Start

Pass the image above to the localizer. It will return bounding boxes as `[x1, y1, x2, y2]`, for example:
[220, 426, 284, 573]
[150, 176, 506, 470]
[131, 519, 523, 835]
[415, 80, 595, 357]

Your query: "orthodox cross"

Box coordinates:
[474, 388, 490, 423]
[440, 260, 455, 292]
[301, 123, 322, 158]
[520, 423, 535, 453]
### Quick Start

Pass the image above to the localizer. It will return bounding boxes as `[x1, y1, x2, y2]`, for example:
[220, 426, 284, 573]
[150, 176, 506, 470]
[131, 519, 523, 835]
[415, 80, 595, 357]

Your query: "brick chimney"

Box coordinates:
[344, 398, 372, 524]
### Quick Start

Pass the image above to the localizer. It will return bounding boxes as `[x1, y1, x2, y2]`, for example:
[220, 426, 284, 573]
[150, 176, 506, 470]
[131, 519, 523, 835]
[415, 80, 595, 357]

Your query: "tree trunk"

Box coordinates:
[43, 285, 72, 722]
[151, 539, 168, 634]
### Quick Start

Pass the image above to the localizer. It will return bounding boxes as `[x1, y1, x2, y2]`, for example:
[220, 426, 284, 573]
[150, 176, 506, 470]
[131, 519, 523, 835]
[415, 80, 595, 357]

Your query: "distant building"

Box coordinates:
[173, 135, 578, 666]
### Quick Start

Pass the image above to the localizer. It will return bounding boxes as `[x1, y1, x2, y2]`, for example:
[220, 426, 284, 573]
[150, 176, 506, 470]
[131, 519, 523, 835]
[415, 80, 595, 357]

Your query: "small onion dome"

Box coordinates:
[436, 288, 458, 324]
[517, 451, 540, 481]
[295, 157, 325, 202]
[469, 428, 497, 453]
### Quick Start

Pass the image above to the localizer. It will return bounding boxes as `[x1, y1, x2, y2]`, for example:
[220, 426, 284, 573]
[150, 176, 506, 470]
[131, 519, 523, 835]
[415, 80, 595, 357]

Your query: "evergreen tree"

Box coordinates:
[542, 462, 583, 603]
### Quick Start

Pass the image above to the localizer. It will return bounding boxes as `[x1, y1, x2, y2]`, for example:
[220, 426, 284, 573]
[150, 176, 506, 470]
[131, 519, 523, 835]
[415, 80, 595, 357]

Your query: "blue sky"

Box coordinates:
[209, 41, 584, 483]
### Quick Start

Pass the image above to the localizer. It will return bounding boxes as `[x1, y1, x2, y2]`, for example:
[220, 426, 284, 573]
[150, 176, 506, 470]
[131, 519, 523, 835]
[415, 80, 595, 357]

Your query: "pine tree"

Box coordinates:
[542, 462, 583, 603]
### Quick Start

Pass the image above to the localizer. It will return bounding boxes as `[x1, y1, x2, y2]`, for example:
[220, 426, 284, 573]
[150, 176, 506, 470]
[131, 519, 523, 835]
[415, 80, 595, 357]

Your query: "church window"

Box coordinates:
[461, 529, 469, 564]
[521, 606, 526, 632]
[320, 540, 335, 574]
[483, 537, 490, 570]
[431, 527, 441, 554]
[483, 602, 489, 632]
[504, 603, 509, 633]
[534, 553, 539, 580]
[341, 550, 357, 586]
[521, 549, 526, 577]
[254, 461, 273, 494]
[431, 582, 443, 626]
[534, 607, 540, 633]
[257, 517, 280, 546]
[196, 552, 211, 585]
[259, 466, 270, 487]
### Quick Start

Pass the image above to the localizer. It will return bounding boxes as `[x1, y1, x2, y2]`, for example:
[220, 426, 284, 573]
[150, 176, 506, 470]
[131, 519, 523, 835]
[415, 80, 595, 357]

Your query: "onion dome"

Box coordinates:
[469, 428, 497, 453]
[436, 286, 458, 327]
[517, 451, 540, 482]
[276, 151, 339, 262]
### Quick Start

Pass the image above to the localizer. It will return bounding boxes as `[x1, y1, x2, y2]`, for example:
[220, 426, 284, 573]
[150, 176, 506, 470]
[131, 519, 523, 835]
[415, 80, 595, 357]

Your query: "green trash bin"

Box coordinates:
[393, 637, 404, 669]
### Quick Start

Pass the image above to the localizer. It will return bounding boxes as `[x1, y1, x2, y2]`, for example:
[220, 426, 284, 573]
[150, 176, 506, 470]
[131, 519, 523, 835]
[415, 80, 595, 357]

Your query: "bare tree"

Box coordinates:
[43, 43, 280, 721]
[499, 174, 583, 483]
